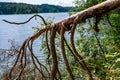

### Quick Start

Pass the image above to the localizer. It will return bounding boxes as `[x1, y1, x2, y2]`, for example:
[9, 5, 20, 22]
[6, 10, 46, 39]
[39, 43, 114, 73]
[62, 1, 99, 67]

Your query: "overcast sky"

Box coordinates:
[0, 0, 74, 6]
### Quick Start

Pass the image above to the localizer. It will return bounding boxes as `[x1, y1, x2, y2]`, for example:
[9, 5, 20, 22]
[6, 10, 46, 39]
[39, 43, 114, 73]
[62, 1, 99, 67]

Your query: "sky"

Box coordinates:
[0, 0, 75, 6]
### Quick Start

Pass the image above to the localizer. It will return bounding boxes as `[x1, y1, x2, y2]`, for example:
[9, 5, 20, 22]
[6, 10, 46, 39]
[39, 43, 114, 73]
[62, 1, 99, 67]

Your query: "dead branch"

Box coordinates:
[3, 0, 120, 80]
[60, 24, 74, 79]
[3, 14, 47, 25]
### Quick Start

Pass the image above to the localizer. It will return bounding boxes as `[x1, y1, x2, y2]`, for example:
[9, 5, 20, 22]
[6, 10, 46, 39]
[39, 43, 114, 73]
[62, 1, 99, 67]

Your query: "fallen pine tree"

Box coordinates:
[3, 0, 120, 80]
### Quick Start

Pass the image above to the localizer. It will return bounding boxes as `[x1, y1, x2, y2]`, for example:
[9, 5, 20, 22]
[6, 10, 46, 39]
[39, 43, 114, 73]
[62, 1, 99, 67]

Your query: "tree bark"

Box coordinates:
[54, 0, 120, 26]
[4, 0, 120, 79]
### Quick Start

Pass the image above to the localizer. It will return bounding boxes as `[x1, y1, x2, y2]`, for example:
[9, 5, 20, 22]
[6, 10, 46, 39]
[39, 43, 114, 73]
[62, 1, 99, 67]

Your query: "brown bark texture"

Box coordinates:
[3, 0, 120, 80]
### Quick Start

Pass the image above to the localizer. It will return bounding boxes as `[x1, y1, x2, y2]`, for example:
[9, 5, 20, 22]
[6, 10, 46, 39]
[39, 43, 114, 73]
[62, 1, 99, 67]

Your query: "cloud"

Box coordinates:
[0, 0, 13, 2]
[57, 1, 74, 6]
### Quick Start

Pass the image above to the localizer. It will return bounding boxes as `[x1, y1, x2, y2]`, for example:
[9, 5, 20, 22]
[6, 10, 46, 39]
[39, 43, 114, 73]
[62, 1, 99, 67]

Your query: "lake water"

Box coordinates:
[0, 12, 69, 50]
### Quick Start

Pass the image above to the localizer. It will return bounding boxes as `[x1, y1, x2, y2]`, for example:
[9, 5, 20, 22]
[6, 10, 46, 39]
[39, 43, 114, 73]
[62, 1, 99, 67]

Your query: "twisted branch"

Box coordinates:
[3, 14, 47, 25]
[70, 23, 93, 79]
[60, 24, 74, 79]
[3, 0, 120, 79]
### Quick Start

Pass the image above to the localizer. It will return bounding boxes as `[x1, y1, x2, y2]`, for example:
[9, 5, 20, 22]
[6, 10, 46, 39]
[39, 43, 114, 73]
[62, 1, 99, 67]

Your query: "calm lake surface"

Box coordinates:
[0, 12, 69, 50]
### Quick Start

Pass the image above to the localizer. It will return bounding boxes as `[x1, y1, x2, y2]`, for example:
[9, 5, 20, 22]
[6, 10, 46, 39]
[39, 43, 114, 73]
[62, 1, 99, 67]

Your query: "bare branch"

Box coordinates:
[4, 0, 120, 79]
[3, 14, 47, 25]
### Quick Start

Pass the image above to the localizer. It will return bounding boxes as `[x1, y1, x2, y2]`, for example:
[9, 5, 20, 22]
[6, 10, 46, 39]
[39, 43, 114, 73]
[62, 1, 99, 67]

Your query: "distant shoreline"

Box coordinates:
[0, 2, 71, 15]
[0, 12, 69, 15]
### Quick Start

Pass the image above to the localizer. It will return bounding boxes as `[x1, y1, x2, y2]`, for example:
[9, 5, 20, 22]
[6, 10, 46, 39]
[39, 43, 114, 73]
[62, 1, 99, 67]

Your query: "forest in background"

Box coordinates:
[0, 2, 70, 14]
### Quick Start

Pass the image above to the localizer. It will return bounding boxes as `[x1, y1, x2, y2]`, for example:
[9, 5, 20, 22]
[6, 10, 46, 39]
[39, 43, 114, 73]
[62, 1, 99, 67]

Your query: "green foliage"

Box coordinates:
[67, 0, 120, 79]
[72, 0, 105, 11]
[34, 0, 120, 79]
[0, 2, 71, 14]
[31, 8, 120, 79]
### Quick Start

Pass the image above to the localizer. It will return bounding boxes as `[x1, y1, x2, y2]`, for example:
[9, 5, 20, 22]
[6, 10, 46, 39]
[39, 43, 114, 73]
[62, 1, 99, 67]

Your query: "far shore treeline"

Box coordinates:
[0, 2, 71, 14]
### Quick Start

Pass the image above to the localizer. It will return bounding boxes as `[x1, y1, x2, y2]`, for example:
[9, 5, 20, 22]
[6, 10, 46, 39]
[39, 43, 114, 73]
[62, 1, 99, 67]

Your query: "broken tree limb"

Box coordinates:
[3, 0, 120, 80]
[3, 0, 120, 27]
[54, 0, 120, 25]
